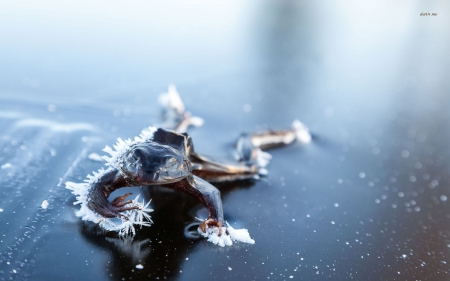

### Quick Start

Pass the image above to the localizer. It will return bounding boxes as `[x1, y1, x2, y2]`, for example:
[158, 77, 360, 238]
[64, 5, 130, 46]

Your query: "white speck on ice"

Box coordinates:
[359, 172, 366, 178]
[337, 178, 343, 184]
[306, 214, 310, 218]
[50, 149, 57, 156]
[1, 163, 12, 169]
[331, 221, 335, 225]
[0, 208, 3, 212]
[88, 153, 104, 162]
[402, 254, 407, 259]
[375, 199, 380, 204]
[228, 267, 232, 271]
[398, 192, 404, 198]
[136, 264, 144, 269]
[41, 200, 49, 209]
[334, 203, 339, 207]
[441, 195, 448, 202]
[289, 276, 294, 279]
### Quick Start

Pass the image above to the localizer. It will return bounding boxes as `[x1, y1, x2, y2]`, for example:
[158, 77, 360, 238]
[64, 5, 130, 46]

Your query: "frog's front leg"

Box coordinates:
[162, 176, 224, 228]
[162, 175, 254, 247]
[66, 168, 153, 236]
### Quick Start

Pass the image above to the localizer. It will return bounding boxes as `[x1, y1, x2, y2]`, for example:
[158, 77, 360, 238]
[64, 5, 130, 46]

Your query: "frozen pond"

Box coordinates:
[1, 1, 450, 280]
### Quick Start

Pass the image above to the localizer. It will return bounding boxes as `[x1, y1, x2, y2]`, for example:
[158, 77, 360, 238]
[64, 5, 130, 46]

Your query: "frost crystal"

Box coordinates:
[198, 222, 255, 247]
[292, 119, 311, 144]
[158, 85, 204, 132]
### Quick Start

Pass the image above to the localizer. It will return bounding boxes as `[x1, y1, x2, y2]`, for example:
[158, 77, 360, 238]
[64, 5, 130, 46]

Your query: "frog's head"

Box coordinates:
[121, 142, 191, 184]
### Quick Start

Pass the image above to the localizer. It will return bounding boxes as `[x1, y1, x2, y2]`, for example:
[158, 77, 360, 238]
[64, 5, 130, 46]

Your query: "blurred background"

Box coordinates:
[1, 1, 450, 280]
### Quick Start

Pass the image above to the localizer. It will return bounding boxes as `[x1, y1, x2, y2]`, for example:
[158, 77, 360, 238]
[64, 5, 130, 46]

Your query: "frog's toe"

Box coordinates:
[111, 193, 133, 207]
[199, 218, 222, 235]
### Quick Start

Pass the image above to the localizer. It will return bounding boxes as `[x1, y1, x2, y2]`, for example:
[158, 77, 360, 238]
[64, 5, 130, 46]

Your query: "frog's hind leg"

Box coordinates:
[236, 119, 311, 167]
[188, 120, 311, 182]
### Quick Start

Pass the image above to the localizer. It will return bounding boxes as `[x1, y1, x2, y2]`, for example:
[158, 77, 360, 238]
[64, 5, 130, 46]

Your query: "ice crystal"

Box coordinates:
[292, 119, 311, 144]
[198, 222, 255, 247]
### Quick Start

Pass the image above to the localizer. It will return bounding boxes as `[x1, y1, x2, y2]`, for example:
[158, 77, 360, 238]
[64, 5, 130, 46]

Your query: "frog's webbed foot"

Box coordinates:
[199, 218, 223, 236]
[109, 194, 145, 224]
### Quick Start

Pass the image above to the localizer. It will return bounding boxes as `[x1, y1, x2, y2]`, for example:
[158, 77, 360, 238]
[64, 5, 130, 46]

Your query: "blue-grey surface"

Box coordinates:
[1, 1, 450, 280]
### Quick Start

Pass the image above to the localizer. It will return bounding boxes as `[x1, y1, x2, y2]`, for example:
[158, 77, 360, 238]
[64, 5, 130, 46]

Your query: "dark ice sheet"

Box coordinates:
[1, 1, 450, 280]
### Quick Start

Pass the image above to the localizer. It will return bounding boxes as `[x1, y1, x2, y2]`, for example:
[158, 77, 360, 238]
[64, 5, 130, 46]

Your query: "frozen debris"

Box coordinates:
[41, 200, 49, 209]
[198, 222, 255, 247]
[88, 153, 104, 162]
[0, 208, 3, 212]
[1, 163, 12, 169]
[292, 119, 311, 144]
[135, 264, 144, 269]
[158, 85, 204, 133]
[65, 170, 153, 236]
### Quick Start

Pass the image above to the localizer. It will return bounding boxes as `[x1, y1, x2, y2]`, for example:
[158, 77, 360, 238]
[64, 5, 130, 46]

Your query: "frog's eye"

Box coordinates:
[165, 157, 177, 166]
[127, 148, 143, 163]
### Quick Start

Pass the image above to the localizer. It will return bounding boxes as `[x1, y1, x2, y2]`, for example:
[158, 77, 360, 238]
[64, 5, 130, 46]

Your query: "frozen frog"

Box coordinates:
[66, 86, 311, 247]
